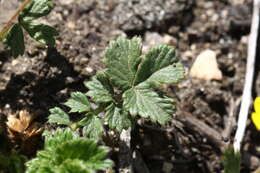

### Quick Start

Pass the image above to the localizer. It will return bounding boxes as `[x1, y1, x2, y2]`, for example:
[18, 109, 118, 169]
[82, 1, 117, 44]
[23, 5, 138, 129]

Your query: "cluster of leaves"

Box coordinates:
[26, 128, 113, 173]
[2, 0, 58, 57]
[48, 36, 184, 139]
[222, 147, 240, 173]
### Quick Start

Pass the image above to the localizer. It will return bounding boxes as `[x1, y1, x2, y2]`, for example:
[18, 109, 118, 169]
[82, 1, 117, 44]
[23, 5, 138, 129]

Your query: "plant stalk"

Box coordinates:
[233, 0, 260, 151]
[119, 127, 133, 173]
[0, 0, 33, 41]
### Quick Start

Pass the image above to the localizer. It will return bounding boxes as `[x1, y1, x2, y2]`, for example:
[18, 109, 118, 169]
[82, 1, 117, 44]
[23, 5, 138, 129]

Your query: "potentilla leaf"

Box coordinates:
[55, 139, 112, 170]
[19, 0, 54, 21]
[104, 36, 142, 90]
[26, 128, 113, 173]
[145, 45, 178, 69]
[64, 92, 91, 113]
[139, 62, 184, 88]
[123, 87, 174, 125]
[43, 128, 79, 149]
[26, 129, 80, 173]
[4, 24, 25, 57]
[85, 71, 114, 103]
[56, 159, 95, 173]
[79, 114, 104, 139]
[26, 162, 53, 173]
[105, 104, 132, 131]
[48, 107, 71, 125]
[21, 21, 58, 46]
[135, 45, 184, 87]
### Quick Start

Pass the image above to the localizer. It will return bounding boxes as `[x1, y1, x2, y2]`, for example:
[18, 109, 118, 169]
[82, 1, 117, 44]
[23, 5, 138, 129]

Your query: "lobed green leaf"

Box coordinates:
[21, 21, 58, 46]
[26, 158, 53, 173]
[139, 62, 184, 88]
[43, 128, 79, 149]
[56, 159, 94, 173]
[104, 36, 142, 90]
[85, 71, 114, 104]
[19, 0, 54, 21]
[123, 87, 174, 125]
[105, 104, 132, 131]
[79, 114, 104, 139]
[64, 92, 91, 113]
[55, 139, 112, 170]
[135, 45, 184, 87]
[4, 24, 25, 57]
[48, 107, 71, 125]
[26, 128, 113, 173]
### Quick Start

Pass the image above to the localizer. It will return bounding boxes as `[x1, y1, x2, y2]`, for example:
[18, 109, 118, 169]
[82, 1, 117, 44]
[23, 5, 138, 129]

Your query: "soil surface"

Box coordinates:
[0, 0, 259, 172]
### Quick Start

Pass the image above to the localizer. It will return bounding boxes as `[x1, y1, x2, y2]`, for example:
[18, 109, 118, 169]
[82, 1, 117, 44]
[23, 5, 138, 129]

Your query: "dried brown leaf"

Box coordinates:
[6, 110, 42, 141]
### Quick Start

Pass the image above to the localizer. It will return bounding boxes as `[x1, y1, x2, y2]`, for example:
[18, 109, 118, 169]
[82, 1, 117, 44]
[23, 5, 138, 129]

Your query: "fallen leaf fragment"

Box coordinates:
[6, 110, 42, 142]
[189, 49, 222, 80]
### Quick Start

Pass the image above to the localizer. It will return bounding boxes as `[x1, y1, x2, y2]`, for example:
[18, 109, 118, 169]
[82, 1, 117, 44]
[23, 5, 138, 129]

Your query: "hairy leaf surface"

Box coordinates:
[48, 107, 71, 125]
[85, 72, 113, 103]
[105, 104, 131, 131]
[123, 87, 173, 125]
[64, 92, 91, 113]
[26, 128, 112, 173]
[104, 36, 142, 90]
[79, 114, 104, 139]
[55, 139, 112, 170]
[140, 62, 184, 88]
[135, 45, 184, 87]
[57, 160, 94, 173]
[43, 128, 79, 149]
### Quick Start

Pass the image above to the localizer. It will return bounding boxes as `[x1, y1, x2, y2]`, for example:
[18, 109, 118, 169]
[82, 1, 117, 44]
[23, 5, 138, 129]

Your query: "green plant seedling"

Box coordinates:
[25, 128, 113, 173]
[48, 36, 185, 139]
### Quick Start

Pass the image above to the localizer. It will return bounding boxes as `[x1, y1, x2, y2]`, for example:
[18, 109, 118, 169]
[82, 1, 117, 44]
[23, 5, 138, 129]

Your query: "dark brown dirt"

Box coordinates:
[0, 0, 259, 172]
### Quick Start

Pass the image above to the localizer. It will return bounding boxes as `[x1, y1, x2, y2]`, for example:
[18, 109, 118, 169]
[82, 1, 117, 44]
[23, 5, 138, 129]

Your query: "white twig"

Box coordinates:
[119, 128, 133, 173]
[233, 0, 260, 152]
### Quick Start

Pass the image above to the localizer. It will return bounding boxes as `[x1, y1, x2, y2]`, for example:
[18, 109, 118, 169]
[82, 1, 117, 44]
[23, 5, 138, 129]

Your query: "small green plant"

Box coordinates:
[48, 36, 184, 138]
[222, 147, 240, 173]
[25, 128, 113, 173]
[0, 0, 58, 57]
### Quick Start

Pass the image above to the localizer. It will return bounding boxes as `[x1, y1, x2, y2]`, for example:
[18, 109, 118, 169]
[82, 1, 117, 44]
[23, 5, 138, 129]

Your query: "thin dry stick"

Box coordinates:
[180, 111, 225, 151]
[0, 0, 33, 41]
[222, 97, 241, 144]
[233, 0, 260, 152]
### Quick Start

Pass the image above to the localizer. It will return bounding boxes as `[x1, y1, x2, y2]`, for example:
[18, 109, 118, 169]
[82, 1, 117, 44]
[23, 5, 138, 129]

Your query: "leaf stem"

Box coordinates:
[0, 0, 33, 41]
[92, 103, 109, 115]
[73, 103, 109, 129]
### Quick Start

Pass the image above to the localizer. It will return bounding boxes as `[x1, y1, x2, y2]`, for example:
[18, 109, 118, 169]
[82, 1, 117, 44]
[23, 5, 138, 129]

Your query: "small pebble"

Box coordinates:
[162, 162, 173, 173]
[190, 49, 222, 80]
